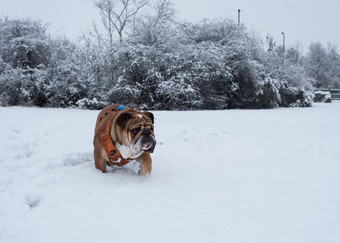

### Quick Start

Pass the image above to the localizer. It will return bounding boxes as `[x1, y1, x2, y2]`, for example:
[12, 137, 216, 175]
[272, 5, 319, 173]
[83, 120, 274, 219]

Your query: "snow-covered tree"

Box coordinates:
[0, 17, 51, 106]
[130, 0, 176, 46]
[305, 42, 329, 88]
[325, 43, 340, 88]
[0, 17, 50, 69]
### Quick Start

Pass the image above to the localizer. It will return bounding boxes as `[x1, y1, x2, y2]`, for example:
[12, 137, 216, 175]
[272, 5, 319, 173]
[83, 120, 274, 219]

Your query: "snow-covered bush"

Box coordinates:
[0, 69, 27, 106]
[107, 44, 203, 110]
[255, 77, 281, 109]
[0, 18, 51, 69]
[108, 82, 143, 109]
[0, 67, 49, 107]
[154, 76, 202, 110]
[314, 91, 332, 103]
[76, 98, 107, 110]
[279, 87, 313, 107]
[0, 18, 89, 108]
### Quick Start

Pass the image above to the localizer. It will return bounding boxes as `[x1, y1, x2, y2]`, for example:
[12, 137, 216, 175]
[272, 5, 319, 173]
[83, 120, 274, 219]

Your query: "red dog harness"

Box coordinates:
[98, 105, 134, 167]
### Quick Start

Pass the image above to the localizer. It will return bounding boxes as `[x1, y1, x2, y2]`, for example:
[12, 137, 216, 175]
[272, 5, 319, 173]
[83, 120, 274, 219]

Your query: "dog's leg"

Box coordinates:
[95, 158, 107, 173]
[94, 147, 107, 173]
[136, 152, 152, 176]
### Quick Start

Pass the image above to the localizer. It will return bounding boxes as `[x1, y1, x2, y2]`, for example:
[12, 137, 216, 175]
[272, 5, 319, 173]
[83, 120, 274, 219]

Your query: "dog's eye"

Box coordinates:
[131, 127, 140, 134]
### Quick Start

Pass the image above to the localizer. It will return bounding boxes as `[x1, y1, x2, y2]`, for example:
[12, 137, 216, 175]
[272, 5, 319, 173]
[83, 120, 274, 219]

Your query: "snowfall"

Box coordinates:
[0, 102, 340, 243]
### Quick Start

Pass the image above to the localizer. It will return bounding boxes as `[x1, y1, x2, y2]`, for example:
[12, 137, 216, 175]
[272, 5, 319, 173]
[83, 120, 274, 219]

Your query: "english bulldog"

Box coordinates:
[93, 104, 156, 175]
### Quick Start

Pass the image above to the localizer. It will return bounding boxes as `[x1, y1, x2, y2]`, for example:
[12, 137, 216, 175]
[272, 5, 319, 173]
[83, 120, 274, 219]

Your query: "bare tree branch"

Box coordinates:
[94, 0, 149, 44]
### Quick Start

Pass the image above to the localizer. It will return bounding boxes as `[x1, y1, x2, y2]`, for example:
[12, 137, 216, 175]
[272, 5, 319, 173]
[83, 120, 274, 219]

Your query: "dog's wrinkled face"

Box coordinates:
[113, 110, 156, 159]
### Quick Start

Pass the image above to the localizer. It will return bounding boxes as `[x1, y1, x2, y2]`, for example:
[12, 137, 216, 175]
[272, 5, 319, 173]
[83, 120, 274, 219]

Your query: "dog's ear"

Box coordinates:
[117, 112, 132, 128]
[144, 111, 154, 124]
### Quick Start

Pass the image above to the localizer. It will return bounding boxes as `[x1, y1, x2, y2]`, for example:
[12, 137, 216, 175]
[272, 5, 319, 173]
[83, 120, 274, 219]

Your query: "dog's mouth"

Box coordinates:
[142, 143, 153, 151]
[141, 140, 156, 153]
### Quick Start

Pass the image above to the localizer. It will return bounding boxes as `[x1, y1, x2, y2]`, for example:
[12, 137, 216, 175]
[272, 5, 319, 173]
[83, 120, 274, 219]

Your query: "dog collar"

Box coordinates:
[99, 105, 134, 167]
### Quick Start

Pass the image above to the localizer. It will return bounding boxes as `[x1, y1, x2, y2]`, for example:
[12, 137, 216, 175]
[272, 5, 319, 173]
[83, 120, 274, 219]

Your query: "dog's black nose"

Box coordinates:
[142, 129, 150, 135]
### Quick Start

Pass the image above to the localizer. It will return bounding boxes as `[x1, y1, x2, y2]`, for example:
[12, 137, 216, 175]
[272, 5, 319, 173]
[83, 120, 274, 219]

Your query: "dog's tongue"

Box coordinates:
[142, 143, 152, 150]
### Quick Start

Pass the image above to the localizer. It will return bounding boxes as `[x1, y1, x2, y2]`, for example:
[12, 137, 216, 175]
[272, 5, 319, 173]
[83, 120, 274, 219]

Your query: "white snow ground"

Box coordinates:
[0, 103, 340, 243]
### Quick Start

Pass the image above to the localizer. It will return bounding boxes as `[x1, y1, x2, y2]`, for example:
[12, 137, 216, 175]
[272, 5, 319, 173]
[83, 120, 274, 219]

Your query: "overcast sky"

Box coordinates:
[2, 0, 340, 50]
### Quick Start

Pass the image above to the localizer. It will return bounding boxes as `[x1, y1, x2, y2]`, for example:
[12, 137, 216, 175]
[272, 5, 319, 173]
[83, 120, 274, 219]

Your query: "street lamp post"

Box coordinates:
[238, 9, 241, 26]
[281, 32, 285, 52]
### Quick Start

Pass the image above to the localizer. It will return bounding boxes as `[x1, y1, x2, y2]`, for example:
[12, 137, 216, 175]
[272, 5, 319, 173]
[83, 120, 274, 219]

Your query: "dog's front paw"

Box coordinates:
[138, 165, 151, 176]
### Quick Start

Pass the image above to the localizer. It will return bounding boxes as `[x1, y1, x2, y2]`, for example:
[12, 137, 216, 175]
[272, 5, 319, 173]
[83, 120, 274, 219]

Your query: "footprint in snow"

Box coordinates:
[26, 193, 43, 209]
[63, 152, 93, 166]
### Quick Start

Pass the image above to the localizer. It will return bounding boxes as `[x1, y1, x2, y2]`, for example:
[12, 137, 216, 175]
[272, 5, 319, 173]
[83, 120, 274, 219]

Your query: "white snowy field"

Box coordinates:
[0, 103, 340, 243]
